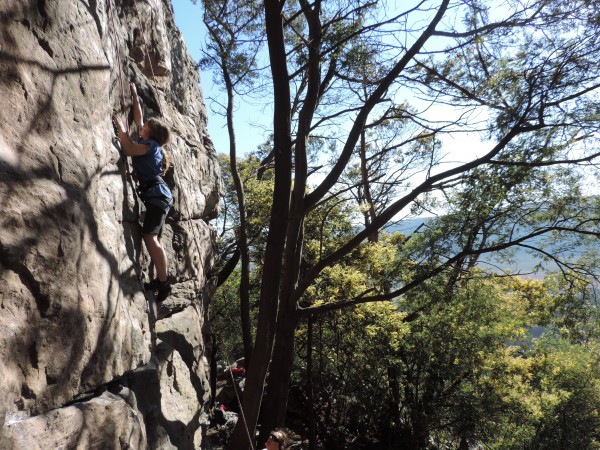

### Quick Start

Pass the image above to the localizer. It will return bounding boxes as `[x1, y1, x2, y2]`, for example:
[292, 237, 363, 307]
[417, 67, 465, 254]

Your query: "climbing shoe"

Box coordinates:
[155, 278, 172, 303]
[144, 277, 172, 302]
[144, 277, 161, 291]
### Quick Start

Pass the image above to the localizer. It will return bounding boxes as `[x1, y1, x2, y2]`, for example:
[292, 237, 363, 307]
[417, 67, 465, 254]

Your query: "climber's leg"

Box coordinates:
[141, 202, 170, 284]
[143, 233, 168, 282]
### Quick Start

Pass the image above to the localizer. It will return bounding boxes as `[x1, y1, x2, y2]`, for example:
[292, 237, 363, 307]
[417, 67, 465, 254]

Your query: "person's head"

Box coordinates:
[141, 117, 171, 145]
[265, 428, 288, 450]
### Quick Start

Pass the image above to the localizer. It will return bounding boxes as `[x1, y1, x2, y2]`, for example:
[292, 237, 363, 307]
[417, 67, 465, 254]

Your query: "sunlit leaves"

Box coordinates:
[295, 266, 600, 447]
[481, 337, 600, 449]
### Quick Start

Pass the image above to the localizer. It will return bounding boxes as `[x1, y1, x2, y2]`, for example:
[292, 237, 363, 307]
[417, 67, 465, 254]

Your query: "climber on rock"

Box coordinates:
[113, 82, 173, 302]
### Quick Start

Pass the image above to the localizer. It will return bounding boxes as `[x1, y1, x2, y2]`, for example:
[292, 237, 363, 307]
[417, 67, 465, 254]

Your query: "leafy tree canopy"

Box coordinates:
[197, 0, 600, 447]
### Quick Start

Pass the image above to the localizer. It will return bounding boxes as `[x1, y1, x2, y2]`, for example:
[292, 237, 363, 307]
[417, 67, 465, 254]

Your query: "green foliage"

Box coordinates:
[294, 301, 410, 446]
[214, 148, 600, 448]
[216, 152, 274, 267]
[212, 151, 275, 361]
[211, 266, 246, 360]
[200, 0, 600, 447]
[293, 273, 600, 449]
[481, 336, 600, 450]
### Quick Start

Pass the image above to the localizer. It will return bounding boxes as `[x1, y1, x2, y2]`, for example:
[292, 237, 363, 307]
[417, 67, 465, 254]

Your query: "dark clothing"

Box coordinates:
[133, 134, 173, 234]
[132, 137, 163, 181]
[142, 203, 169, 236]
[132, 136, 173, 209]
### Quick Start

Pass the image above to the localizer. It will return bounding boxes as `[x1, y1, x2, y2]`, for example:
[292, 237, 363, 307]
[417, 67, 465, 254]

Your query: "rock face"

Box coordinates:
[0, 0, 220, 448]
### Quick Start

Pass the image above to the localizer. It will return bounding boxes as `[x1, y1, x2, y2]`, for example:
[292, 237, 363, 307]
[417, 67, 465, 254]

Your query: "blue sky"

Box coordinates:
[171, 1, 599, 206]
[170, 0, 484, 165]
[171, 0, 271, 155]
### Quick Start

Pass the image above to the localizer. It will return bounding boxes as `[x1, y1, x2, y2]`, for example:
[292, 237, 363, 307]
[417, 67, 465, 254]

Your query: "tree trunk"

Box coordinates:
[229, 0, 293, 447]
[307, 316, 317, 450]
[224, 65, 253, 365]
[258, 290, 299, 441]
[387, 365, 401, 447]
[259, 0, 322, 440]
[231, 1, 451, 447]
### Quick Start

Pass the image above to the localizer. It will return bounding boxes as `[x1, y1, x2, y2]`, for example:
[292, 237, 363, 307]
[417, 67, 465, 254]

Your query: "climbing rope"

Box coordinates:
[133, 2, 165, 117]
[226, 359, 256, 450]
[107, 0, 130, 134]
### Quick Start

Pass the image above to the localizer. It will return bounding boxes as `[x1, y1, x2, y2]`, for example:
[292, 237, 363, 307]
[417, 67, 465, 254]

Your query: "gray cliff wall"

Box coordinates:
[0, 0, 220, 448]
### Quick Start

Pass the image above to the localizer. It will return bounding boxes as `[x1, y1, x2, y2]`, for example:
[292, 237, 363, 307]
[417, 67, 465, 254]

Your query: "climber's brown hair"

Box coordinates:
[145, 117, 172, 175]
[145, 117, 171, 146]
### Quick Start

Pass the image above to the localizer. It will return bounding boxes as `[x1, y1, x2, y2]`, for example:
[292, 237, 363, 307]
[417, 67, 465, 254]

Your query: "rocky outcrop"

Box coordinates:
[0, 0, 220, 448]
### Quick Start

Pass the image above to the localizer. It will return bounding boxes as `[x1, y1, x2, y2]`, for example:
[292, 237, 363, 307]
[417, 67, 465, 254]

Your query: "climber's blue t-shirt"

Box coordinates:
[132, 137, 173, 203]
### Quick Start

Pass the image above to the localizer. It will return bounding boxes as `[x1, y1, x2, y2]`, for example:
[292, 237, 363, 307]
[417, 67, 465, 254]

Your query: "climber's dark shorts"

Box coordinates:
[142, 202, 170, 236]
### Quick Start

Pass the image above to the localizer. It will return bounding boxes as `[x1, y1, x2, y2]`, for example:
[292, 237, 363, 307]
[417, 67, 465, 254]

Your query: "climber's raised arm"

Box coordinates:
[112, 115, 149, 156]
[130, 82, 143, 128]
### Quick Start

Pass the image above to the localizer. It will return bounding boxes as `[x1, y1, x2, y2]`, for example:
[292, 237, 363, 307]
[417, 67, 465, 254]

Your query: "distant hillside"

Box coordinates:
[386, 217, 590, 278]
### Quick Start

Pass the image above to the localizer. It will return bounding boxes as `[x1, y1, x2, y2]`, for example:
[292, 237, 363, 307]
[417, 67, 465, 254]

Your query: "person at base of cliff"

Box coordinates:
[113, 82, 173, 302]
[263, 428, 289, 450]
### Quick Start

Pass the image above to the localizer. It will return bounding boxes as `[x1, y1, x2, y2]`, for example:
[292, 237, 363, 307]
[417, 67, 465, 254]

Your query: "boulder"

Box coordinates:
[1, 391, 146, 449]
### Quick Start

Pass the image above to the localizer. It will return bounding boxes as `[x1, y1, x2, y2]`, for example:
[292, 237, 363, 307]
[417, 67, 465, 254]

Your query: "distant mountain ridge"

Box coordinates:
[386, 217, 590, 278]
